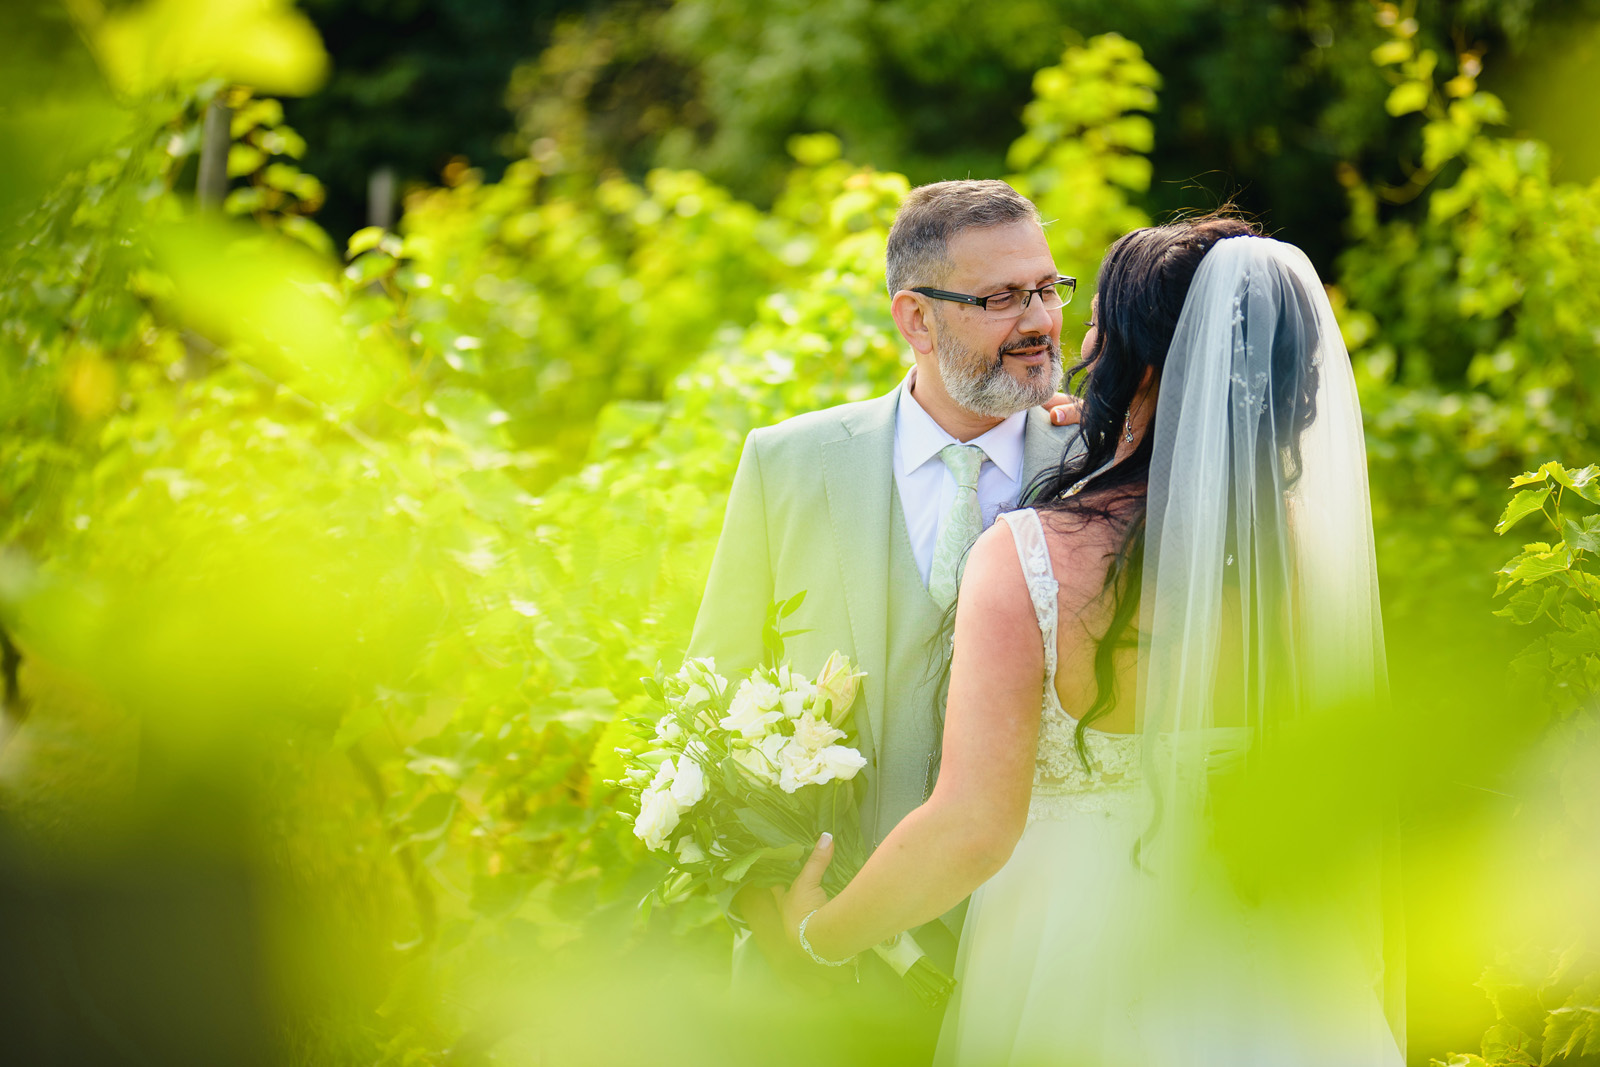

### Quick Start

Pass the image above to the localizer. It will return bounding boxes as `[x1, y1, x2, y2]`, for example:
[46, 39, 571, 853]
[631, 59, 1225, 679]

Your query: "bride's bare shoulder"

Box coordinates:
[1033, 493, 1142, 600]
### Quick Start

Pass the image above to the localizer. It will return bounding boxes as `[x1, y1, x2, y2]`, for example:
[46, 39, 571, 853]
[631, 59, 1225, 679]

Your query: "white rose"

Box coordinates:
[720, 678, 784, 738]
[670, 756, 707, 809]
[810, 743, 867, 784]
[683, 683, 712, 707]
[633, 786, 680, 850]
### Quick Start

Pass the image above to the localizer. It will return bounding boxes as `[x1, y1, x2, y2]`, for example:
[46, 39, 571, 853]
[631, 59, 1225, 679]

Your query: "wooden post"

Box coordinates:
[196, 96, 232, 209]
[367, 165, 396, 230]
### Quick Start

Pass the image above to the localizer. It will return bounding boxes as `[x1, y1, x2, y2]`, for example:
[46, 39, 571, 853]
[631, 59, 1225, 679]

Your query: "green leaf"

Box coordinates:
[1510, 470, 1550, 488]
[1565, 517, 1600, 555]
[1493, 586, 1547, 625]
[1551, 463, 1600, 505]
[1371, 39, 1413, 66]
[1497, 487, 1552, 534]
[1541, 972, 1600, 1065]
[347, 225, 387, 258]
[780, 589, 808, 618]
[1386, 81, 1430, 117]
[1501, 550, 1570, 589]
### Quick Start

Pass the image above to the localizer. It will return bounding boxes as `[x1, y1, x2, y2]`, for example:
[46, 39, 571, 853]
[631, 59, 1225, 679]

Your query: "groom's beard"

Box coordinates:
[938, 333, 1063, 418]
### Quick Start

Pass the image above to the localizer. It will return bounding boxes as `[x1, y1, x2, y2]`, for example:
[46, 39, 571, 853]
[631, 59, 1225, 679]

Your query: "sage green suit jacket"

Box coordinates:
[688, 380, 1079, 843]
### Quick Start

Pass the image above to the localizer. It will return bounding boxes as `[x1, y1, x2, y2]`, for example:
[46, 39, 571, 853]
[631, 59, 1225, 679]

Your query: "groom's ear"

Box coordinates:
[890, 291, 937, 356]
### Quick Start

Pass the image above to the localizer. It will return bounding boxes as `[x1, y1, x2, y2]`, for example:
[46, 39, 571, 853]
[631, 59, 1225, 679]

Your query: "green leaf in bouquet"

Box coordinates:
[722, 844, 805, 884]
[734, 805, 805, 849]
[1496, 488, 1552, 534]
[641, 675, 665, 705]
[780, 590, 808, 618]
[761, 621, 785, 665]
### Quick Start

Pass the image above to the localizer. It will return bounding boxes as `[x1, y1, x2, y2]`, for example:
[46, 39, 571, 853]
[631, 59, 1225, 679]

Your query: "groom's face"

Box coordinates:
[928, 219, 1064, 418]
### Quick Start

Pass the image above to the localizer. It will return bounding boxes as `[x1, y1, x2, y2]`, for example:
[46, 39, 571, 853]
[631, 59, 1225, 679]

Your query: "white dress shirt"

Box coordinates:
[893, 370, 1028, 586]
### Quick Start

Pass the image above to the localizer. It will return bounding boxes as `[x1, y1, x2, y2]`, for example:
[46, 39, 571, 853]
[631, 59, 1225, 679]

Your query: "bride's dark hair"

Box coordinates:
[1025, 213, 1260, 767]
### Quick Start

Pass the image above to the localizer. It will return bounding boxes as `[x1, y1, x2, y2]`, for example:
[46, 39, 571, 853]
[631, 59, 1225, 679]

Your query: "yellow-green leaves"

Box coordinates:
[1386, 81, 1431, 117]
[1498, 487, 1552, 534]
[87, 0, 328, 97]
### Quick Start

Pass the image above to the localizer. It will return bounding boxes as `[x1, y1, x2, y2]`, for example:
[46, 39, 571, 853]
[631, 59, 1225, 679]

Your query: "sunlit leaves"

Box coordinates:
[88, 0, 328, 97]
[1497, 488, 1551, 534]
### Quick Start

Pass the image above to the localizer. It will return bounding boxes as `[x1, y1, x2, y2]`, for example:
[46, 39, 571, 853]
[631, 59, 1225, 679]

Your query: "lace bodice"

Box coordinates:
[1002, 508, 1140, 820]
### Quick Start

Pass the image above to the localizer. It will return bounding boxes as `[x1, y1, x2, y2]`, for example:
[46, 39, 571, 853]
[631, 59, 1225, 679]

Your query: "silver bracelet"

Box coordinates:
[797, 908, 852, 967]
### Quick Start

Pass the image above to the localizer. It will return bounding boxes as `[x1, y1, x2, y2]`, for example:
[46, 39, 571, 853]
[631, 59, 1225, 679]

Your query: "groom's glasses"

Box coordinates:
[910, 275, 1076, 318]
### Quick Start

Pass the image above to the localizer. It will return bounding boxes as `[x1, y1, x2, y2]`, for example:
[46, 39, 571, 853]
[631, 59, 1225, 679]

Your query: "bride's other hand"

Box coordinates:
[774, 832, 836, 956]
[1043, 393, 1082, 426]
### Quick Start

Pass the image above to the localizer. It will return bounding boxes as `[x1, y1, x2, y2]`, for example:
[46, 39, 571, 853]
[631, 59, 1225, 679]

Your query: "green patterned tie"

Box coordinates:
[928, 443, 986, 609]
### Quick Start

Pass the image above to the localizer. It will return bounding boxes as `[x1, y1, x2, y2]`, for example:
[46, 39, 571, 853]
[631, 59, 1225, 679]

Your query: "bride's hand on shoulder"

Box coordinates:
[1043, 392, 1082, 426]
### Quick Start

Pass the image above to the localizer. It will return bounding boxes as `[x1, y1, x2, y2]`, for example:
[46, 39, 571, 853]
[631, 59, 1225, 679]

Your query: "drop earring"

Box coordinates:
[1122, 409, 1135, 443]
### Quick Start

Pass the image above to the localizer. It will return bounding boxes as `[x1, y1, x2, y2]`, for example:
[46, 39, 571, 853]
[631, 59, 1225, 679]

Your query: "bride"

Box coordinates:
[773, 219, 1406, 1065]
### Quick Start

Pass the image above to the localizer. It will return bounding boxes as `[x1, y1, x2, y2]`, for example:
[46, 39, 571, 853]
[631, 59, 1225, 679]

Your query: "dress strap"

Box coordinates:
[999, 508, 1060, 691]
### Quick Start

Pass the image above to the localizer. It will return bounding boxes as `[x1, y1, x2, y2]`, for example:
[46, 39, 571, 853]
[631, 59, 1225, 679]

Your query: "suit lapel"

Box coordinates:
[1020, 406, 1078, 501]
[822, 386, 900, 764]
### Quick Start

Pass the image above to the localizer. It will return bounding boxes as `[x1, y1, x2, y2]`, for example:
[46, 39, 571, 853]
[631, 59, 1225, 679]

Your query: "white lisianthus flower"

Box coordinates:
[683, 683, 712, 707]
[654, 716, 683, 745]
[811, 743, 867, 784]
[791, 712, 846, 755]
[814, 651, 866, 726]
[777, 739, 818, 794]
[649, 758, 677, 790]
[720, 678, 784, 738]
[670, 756, 707, 809]
[633, 786, 680, 850]
[675, 836, 707, 863]
[779, 688, 810, 720]
[676, 657, 727, 697]
[777, 733, 868, 793]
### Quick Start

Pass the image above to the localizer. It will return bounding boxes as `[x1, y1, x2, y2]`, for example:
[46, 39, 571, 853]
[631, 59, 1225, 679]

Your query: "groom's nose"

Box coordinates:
[1016, 292, 1059, 337]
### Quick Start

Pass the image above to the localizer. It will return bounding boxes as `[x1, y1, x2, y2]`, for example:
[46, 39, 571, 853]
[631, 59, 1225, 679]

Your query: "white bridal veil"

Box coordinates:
[1133, 236, 1404, 1058]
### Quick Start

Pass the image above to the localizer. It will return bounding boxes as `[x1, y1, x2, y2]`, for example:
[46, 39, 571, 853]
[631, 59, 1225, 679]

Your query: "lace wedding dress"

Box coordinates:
[931, 506, 1404, 1067]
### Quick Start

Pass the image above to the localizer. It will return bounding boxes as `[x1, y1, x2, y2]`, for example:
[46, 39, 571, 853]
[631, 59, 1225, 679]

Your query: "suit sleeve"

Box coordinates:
[687, 430, 774, 674]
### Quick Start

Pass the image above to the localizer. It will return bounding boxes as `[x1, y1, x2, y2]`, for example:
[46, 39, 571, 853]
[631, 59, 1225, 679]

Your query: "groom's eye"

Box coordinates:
[983, 291, 1018, 310]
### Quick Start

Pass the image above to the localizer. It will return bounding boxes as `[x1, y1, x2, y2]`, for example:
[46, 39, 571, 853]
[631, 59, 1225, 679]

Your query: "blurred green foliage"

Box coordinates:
[4, 1, 1600, 1063]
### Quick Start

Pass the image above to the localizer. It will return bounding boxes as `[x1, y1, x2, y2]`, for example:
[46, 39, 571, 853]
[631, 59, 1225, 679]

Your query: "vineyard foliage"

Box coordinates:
[3, 2, 1600, 1061]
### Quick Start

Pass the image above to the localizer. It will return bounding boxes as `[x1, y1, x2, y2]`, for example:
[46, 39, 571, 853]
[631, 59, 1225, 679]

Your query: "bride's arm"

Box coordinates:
[775, 519, 1045, 963]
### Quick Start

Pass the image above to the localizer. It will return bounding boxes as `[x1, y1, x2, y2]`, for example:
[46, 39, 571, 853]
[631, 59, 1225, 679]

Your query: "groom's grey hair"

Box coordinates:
[885, 180, 1042, 296]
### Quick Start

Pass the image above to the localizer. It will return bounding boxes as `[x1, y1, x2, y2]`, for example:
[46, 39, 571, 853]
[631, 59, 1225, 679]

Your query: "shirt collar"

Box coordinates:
[895, 368, 1027, 481]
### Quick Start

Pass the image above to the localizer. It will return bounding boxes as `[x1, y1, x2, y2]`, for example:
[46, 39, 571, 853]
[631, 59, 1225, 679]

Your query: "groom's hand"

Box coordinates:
[1043, 393, 1083, 426]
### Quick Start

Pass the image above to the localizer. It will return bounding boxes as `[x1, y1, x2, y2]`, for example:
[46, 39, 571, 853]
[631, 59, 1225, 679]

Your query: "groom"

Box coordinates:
[688, 180, 1079, 994]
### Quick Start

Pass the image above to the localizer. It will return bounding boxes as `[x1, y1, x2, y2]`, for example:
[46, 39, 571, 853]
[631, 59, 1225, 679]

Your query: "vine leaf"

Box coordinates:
[1497, 487, 1552, 534]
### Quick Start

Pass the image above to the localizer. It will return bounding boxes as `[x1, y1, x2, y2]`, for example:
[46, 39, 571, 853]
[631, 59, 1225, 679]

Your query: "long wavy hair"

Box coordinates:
[1024, 214, 1261, 768]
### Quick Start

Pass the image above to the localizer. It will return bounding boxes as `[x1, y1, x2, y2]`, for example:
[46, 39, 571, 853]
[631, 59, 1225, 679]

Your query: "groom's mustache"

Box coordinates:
[996, 336, 1059, 360]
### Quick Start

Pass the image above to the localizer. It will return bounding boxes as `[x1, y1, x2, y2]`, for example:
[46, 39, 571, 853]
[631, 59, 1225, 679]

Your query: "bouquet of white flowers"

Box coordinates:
[621, 594, 955, 1008]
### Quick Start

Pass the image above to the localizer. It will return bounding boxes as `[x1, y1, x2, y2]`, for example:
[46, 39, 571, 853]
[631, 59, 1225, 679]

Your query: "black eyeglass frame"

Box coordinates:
[909, 275, 1077, 313]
